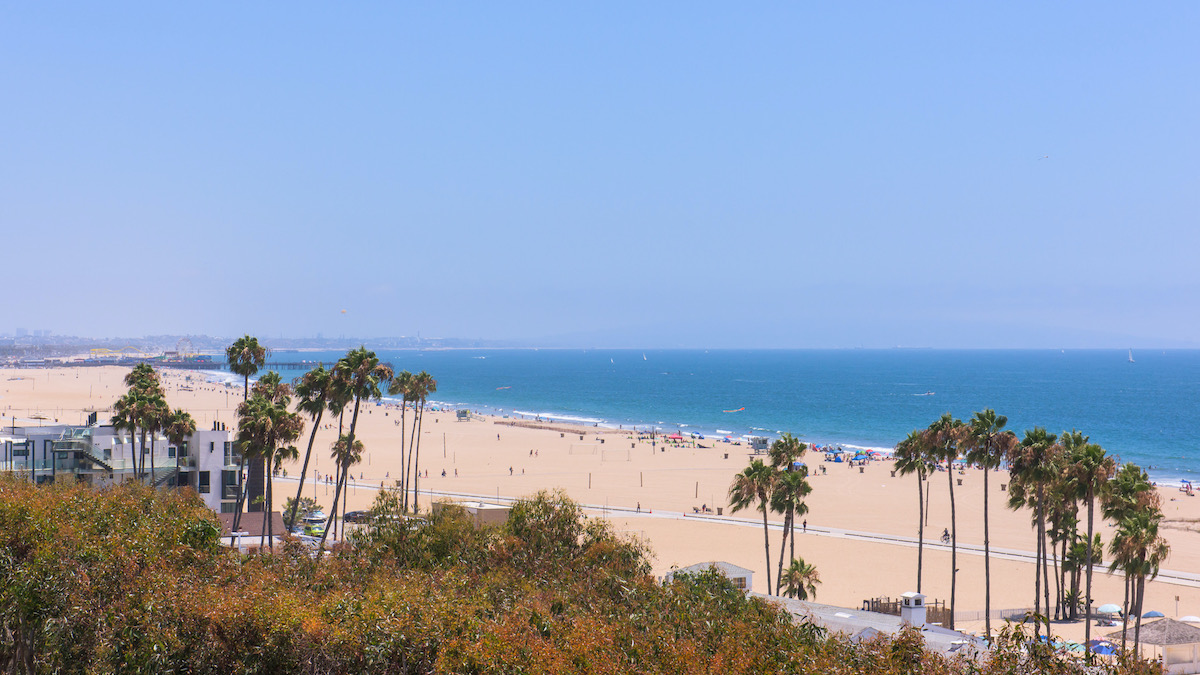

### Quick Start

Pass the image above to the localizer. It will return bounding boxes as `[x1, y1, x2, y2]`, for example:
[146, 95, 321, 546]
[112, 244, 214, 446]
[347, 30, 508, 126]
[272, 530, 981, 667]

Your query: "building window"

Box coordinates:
[220, 502, 236, 514]
[732, 577, 747, 590]
[223, 441, 234, 465]
[179, 440, 189, 458]
[168, 446, 176, 459]
[198, 471, 211, 494]
[209, 441, 215, 454]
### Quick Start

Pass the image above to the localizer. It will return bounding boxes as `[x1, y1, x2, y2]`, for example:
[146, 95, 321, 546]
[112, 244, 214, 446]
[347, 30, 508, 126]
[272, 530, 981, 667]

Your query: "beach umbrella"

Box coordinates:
[1143, 610, 1165, 618]
[1088, 640, 1117, 655]
[1097, 603, 1123, 614]
[1181, 616, 1200, 622]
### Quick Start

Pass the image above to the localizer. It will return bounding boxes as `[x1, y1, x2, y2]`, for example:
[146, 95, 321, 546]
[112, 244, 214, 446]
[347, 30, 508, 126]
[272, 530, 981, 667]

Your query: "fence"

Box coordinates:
[863, 596, 954, 628]
[952, 607, 1037, 623]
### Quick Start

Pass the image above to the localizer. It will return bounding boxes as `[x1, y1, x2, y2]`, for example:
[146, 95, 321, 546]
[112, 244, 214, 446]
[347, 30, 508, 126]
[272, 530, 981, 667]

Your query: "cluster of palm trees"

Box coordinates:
[111, 363, 196, 488]
[728, 433, 820, 600]
[263, 346, 438, 557]
[235, 371, 304, 549]
[894, 410, 1169, 661]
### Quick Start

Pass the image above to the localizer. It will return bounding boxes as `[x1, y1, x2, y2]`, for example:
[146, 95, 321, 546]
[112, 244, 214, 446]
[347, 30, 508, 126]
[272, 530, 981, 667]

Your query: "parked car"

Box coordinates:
[344, 510, 372, 524]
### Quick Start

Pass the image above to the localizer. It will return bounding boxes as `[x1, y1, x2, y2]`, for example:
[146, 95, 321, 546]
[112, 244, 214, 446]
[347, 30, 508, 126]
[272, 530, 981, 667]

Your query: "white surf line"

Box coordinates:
[271, 478, 1200, 589]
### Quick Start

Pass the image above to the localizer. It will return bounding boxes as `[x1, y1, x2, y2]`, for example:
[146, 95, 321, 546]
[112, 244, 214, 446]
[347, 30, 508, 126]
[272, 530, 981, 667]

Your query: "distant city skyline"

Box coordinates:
[3, 4, 1197, 348]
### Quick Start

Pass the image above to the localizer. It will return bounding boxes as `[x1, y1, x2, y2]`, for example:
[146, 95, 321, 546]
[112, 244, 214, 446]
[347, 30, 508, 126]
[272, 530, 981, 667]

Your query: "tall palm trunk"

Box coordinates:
[1120, 573, 1130, 653]
[139, 429, 148, 481]
[1051, 536, 1061, 620]
[398, 401, 408, 500]
[776, 508, 792, 595]
[1041, 508, 1052, 641]
[150, 435, 156, 485]
[1084, 495, 1096, 661]
[231, 456, 248, 532]
[320, 397, 362, 557]
[760, 496, 773, 595]
[231, 376, 251, 532]
[789, 504, 796, 563]
[266, 465, 275, 550]
[1133, 574, 1146, 655]
[405, 405, 419, 511]
[318, 462, 347, 556]
[412, 402, 426, 512]
[948, 464, 957, 630]
[128, 431, 137, 483]
[917, 471, 924, 593]
[982, 463, 991, 638]
[288, 407, 324, 533]
[1033, 488, 1043, 642]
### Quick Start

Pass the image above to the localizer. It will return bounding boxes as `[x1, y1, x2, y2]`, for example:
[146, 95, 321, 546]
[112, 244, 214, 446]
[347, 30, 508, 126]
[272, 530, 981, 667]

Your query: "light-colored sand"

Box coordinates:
[5, 364, 1200, 645]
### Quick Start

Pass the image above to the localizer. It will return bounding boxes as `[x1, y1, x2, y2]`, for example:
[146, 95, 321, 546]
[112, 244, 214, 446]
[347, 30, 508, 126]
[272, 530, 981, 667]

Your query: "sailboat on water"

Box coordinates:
[1128, 348, 1135, 363]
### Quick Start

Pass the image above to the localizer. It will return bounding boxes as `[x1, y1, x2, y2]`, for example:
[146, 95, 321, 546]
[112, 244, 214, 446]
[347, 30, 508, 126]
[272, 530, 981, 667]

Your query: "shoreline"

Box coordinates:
[6, 363, 1200, 647]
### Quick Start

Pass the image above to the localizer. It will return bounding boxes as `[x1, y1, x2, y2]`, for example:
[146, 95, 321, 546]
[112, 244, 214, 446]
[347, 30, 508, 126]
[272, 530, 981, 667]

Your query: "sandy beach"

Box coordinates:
[5, 364, 1200, 644]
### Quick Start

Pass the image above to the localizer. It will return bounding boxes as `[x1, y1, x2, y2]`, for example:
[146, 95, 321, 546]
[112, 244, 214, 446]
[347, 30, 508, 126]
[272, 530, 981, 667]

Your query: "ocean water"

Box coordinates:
[222, 349, 1200, 485]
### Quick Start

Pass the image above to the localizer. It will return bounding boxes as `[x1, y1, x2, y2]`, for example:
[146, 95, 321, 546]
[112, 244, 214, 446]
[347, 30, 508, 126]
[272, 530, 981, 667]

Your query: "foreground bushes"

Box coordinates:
[0, 478, 1162, 674]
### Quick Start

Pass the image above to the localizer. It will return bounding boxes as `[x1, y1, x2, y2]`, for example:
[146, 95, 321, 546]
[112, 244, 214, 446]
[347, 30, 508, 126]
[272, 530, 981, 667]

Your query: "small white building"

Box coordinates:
[663, 561, 754, 592]
[900, 591, 927, 627]
[1109, 618, 1200, 674]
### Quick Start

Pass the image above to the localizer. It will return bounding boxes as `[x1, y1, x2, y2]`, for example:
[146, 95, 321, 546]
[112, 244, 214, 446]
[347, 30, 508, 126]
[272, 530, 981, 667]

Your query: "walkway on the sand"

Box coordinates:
[273, 477, 1200, 589]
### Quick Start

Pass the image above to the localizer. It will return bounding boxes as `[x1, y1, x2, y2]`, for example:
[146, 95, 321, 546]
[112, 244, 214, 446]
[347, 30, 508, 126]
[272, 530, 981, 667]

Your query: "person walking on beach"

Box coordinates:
[803, 519, 807, 532]
[636, 502, 641, 513]
[509, 467, 513, 476]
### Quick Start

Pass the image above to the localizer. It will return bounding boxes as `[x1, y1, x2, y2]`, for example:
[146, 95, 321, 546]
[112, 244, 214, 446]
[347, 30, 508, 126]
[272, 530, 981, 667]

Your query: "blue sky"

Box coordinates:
[2, 3, 1197, 348]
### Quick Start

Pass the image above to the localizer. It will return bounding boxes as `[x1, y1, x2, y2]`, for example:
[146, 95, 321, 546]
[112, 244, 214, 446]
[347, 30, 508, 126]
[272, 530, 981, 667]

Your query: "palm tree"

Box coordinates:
[288, 364, 334, 533]
[768, 433, 809, 593]
[961, 409, 1017, 640]
[1064, 440, 1114, 660]
[111, 392, 139, 480]
[319, 347, 391, 556]
[894, 429, 933, 593]
[1104, 463, 1157, 652]
[237, 378, 304, 550]
[387, 370, 414, 499]
[781, 558, 821, 600]
[143, 394, 170, 486]
[1007, 427, 1060, 641]
[1110, 510, 1170, 656]
[164, 408, 197, 488]
[227, 336, 269, 526]
[408, 371, 437, 513]
[318, 433, 363, 553]
[729, 459, 777, 595]
[927, 413, 963, 630]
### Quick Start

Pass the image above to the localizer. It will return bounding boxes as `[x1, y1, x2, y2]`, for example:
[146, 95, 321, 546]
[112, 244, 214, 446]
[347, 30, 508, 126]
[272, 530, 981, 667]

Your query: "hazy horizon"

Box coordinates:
[4, 4, 1197, 349]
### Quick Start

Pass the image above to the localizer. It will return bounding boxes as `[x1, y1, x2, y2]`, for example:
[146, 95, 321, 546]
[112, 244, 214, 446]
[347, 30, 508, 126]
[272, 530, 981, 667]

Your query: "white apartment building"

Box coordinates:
[1, 422, 241, 514]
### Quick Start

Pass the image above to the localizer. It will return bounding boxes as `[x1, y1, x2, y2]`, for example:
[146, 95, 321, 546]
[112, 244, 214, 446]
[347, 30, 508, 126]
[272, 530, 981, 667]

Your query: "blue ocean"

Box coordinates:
[235, 349, 1200, 485]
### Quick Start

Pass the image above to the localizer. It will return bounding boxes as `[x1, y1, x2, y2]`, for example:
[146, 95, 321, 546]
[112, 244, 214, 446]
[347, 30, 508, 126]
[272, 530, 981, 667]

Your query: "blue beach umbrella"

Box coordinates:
[1143, 610, 1165, 618]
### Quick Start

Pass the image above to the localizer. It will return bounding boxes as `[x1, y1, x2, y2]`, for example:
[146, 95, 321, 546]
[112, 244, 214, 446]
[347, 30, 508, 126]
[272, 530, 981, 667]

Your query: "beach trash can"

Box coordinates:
[891, 470, 896, 477]
[600, 438, 604, 444]
[1000, 484, 1006, 491]
[560, 433, 564, 438]
[717, 507, 723, 516]
[723, 453, 729, 459]
[859, 466, 864, 474]
[957, 478, 963, 486]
